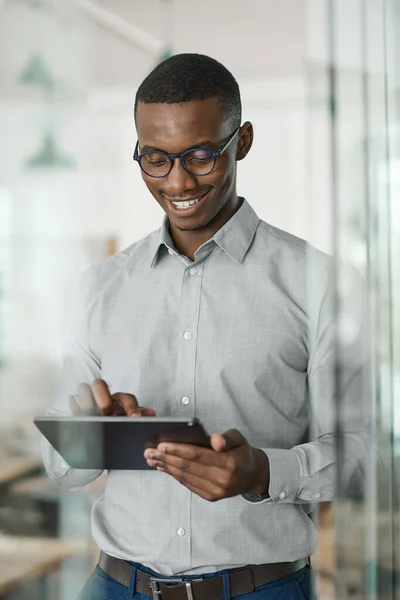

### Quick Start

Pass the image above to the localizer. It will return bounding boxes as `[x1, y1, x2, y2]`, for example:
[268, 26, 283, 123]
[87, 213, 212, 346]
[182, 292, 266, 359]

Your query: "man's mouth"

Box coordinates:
[163, 190, 211, 212]
[171, 198, 201, 209]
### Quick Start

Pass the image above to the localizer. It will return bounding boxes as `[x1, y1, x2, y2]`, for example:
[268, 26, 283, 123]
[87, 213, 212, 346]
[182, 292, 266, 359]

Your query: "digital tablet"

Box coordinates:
[34, 416, 211, 470]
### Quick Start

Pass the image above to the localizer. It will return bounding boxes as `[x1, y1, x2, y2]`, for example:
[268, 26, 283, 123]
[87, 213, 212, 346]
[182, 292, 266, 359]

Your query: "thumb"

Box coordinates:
[211, 429, 247, 453]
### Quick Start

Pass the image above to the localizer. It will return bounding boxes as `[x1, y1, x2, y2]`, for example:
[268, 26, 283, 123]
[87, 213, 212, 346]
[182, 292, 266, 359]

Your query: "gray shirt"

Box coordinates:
[43, 198, 370, 575]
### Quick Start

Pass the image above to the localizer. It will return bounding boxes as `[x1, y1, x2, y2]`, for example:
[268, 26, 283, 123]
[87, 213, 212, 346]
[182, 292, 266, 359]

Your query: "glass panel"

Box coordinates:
[1, 1, 399, 598]
[307, 0, 400, 598]
[385, 0, 400, 592]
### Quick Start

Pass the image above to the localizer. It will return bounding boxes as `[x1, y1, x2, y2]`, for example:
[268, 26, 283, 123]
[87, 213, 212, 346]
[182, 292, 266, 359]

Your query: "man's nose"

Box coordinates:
[165, 157, 197, 192]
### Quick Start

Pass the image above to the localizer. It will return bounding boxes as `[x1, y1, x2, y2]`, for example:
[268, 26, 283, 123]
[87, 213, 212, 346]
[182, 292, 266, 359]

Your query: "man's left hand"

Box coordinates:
[143, 429, 270, 501]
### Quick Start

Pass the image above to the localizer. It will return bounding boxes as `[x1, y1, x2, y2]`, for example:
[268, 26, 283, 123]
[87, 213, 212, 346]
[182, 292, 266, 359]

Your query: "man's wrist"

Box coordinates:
[248, 448, 270, 495]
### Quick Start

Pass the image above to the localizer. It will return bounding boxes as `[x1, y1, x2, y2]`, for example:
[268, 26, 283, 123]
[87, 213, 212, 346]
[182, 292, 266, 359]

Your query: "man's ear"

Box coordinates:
[236, 121, 253, 161]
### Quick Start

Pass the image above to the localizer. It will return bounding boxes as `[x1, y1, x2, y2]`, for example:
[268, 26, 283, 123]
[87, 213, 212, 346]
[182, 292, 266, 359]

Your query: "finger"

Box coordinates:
[211, 429, 247, 453]
[77, 383, 98, 414]
[112, 393, 141, 416]
[157, 462, 227, 500]
[91, 379, 114, 415]
[144, 448, 163, 465]
[139, 407, 157, 417]
[210, 433, 226, 452]
[157, 442, 221, 467]
[159, 453, 225, 482]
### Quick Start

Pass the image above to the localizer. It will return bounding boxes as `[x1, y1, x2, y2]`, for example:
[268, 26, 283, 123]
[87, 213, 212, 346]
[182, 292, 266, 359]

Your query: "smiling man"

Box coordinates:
[43, 54, 369, 600]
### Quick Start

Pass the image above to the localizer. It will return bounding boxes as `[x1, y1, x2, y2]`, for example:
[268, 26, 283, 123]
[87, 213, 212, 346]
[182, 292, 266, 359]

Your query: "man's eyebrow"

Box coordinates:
[140, 144, 163, 152]
[139, 140, 218, 153]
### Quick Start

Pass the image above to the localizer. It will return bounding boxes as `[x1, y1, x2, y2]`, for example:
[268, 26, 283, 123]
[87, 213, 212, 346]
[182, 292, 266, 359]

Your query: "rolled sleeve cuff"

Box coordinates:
[262, 448, 302, 503]
[41, 438, 103, 489]
[42, 438, 70, 478]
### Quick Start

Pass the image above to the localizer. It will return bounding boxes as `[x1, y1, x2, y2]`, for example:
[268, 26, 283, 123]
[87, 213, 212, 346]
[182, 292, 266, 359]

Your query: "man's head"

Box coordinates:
[134, 53, 253, 239]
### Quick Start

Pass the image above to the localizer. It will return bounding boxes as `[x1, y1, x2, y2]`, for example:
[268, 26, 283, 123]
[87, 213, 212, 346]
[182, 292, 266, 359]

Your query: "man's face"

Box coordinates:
[135, 97, 239, 233]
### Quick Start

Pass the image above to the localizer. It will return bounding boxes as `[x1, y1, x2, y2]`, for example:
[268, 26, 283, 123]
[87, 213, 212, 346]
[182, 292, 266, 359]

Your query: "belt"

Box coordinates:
[99, 551, 307, 600]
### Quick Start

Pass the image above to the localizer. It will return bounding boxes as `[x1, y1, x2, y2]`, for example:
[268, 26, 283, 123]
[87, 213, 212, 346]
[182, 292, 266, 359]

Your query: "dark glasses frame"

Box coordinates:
[133, 126, 240, 178]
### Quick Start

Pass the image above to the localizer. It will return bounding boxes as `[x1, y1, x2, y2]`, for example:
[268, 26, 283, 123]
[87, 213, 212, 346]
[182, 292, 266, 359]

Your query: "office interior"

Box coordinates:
[0, 0, 399, 599]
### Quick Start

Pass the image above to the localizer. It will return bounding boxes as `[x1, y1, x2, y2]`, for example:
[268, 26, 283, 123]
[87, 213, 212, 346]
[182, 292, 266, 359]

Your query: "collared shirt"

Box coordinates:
[43, 199, 370, 575]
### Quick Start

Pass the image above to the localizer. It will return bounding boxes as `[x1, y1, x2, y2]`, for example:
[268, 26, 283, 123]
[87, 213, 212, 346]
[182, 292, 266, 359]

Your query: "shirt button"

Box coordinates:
[279, 491, 287, 500]
[315, 492, 321, 500]
[189, 268, 198, 276]
[183, 331, 192, 340]
[61, 461, 69, 470]
[181, 397, 190, 405]
[176, 527, 186, 537]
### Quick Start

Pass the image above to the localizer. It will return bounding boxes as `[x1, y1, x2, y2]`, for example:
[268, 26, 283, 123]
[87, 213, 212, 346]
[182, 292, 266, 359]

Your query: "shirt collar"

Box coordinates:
[148, 219, 175, 268]
[212, 198, 260, 264]
[148, 198, 260, 267]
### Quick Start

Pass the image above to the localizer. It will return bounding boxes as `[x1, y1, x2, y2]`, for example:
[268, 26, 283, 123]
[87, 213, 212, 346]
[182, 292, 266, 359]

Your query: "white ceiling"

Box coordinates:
[0, 0, 306, 100]
[94, 0, 306, 83]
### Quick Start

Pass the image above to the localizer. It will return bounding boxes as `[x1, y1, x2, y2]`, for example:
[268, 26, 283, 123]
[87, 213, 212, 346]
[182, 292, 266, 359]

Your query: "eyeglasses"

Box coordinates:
[133, 127, 240, 178]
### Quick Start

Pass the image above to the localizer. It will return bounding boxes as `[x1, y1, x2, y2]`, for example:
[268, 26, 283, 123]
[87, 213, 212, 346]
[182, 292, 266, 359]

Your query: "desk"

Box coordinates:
[0, 454, 41, 487]
[0, 536, 86, 597]
[10, 474, 107, 572]
[10, 473, 106, 500]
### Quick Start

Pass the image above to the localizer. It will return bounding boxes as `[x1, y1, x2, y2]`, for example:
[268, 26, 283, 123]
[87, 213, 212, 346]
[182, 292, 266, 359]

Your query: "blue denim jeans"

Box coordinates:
[77, 561, 317, 600]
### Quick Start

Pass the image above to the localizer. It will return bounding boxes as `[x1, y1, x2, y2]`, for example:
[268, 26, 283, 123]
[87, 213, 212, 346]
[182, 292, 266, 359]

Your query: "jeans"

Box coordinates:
[77, 561, 317, 600]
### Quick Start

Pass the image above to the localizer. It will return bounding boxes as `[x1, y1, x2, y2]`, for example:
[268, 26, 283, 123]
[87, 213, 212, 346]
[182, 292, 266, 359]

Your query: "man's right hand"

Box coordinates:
[69, 379, 156, 417]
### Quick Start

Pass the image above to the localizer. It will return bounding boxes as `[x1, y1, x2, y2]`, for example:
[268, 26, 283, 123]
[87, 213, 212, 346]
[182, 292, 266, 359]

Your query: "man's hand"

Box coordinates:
[69, 379, 156, 417]
[144, 429, 269, 501]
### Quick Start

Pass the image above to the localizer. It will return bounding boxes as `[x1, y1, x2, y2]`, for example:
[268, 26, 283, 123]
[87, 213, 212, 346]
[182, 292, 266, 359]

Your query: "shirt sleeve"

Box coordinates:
[257, 260, 371, 505]
[41, 266, 104, 489]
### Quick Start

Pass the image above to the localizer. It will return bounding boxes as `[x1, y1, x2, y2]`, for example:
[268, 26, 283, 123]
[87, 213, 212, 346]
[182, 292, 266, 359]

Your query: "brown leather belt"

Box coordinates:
[99, 551, 307, 600]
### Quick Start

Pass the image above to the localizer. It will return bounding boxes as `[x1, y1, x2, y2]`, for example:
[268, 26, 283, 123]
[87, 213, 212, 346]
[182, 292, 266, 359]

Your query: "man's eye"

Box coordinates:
[190, 157, 213, 164]
[143, 153, 168, 166]
[186, 150, 213, 164]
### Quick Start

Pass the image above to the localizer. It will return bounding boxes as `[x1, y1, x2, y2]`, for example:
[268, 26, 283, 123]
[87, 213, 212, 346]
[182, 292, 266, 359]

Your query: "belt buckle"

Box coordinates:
[149, 576, 203, 600]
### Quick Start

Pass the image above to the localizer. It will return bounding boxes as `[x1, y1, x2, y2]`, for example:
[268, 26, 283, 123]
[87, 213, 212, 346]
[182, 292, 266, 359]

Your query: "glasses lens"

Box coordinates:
[140, 152, 171, 177]
[183, 149, 215, 175]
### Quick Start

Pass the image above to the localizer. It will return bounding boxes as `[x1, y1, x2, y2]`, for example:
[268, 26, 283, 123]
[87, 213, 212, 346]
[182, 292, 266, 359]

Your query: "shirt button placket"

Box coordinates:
[172, 263, 203, 570]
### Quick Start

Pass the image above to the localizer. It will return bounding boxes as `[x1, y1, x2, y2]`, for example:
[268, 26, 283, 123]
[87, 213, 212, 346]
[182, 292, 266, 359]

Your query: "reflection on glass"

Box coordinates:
[309, 0, 400, 598]
[0, 0, 399, 598]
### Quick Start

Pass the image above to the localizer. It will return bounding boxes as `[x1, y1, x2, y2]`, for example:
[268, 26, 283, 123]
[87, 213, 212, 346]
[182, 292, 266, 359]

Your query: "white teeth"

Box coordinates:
[172, 198, 200, 209]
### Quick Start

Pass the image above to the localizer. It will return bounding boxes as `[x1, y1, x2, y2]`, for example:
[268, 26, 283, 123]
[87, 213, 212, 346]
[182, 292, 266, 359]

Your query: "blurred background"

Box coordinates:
[0, 0, 399, 598]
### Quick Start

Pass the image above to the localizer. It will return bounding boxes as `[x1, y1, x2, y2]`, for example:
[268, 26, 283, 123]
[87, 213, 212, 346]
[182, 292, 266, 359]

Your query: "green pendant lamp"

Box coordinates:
[19, 53, 56, 92]
[25, 132, 76, 169]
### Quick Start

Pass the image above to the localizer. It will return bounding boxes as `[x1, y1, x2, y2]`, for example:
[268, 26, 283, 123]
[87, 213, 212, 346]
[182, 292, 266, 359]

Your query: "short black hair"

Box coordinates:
[134, 53, 241, 129]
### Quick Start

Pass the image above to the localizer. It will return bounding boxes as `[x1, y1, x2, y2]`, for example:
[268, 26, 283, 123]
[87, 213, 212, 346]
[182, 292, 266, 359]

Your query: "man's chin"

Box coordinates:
[174, 220, 209, 232]
[168, 208, 211, 232]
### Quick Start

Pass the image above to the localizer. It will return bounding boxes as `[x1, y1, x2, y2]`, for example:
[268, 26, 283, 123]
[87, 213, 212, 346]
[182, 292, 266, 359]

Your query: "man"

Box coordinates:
[43, 53, 370, 599]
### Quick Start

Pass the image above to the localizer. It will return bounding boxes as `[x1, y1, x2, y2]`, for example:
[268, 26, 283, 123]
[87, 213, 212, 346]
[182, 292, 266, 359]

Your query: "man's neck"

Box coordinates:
[169, 196, 242, 261]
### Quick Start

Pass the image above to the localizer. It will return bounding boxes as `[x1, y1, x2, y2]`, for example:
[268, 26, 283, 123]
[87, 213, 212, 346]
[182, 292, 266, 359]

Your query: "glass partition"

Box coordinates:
[307, 0, 400, 598]
[1, 1, 399, 599]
